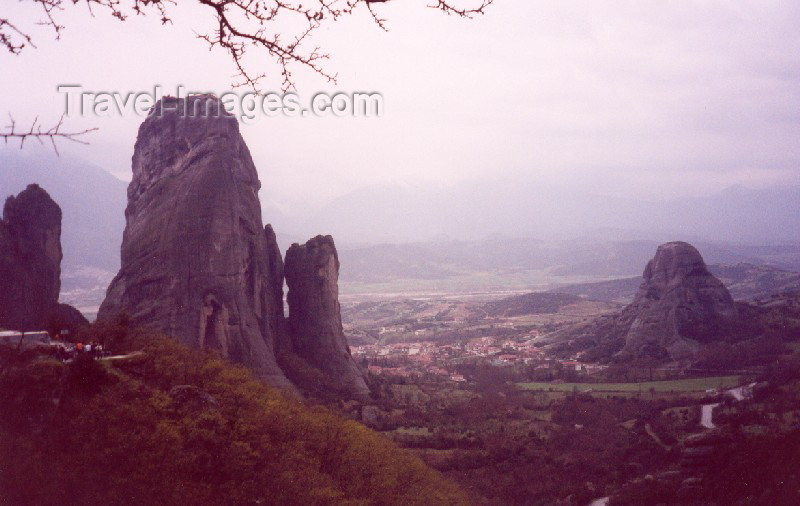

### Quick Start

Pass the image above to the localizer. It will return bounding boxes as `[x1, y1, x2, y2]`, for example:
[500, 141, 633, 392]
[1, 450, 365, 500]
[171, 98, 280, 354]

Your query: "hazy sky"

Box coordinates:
[2, 0, 799, 213]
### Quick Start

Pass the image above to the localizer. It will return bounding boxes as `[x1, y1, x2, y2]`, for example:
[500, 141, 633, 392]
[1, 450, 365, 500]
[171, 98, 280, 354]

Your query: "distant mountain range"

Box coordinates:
[302, 180, 800, 245]
[336, 238, 800, 285]
[1, 148, 126, 311]
[0, 147, 127, 272]
[3, 149, 799, 307]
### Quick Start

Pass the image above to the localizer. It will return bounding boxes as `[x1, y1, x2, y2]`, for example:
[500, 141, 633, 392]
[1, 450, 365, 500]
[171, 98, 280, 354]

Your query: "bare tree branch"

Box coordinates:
[0, 18, 36, 53]
[1, 114, 98, 155]
[1, 0, 490, 154]
[3, 0, 495, 92]
[365, 1, 389, 32]
[429, 0, 494, 18]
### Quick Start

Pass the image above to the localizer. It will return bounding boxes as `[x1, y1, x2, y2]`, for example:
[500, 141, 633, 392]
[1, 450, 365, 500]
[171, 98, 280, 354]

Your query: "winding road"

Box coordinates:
[701, 403, 720, 429]
[700, 383, 757, 429]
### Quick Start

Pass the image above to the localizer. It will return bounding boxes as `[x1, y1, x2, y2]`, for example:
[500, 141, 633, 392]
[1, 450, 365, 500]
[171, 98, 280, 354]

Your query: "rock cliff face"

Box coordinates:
[550, 241, 744, 362]
[284, 236, 370, 400]
[616, 241, 740, 360]
[0, 184, 87, 331]
[98, 95, 290, 387]
[99, 96, 368, 399]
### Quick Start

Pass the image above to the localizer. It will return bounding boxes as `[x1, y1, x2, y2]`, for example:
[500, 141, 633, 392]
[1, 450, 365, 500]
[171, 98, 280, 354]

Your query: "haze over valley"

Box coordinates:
[3, 147, 800, 313]
[2, 1, 800, 504]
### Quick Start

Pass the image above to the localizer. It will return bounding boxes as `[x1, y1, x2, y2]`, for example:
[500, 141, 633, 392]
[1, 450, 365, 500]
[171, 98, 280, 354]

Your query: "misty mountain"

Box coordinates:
[300, 180, 800, 245]
[3, 149, 798, 299]
[337, 238, 800, 284]
[0, 148, 127, 272]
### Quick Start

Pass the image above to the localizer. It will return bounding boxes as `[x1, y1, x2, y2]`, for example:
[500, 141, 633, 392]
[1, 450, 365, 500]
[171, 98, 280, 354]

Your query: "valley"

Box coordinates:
[3, 2, 799, 504]
[342, 289, 800, 505]
[337, 268, 800, 504]
[343, 293, 620, 381]
[6, 168, 796, 505]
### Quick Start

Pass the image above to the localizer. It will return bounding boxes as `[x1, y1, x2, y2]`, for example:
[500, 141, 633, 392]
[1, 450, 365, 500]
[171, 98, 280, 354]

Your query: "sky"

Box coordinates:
[1, 0, 799, 217]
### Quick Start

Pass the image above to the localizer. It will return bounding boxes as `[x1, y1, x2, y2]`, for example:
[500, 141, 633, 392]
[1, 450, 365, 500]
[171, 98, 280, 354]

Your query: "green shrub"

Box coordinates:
[0, 333, 467, 506]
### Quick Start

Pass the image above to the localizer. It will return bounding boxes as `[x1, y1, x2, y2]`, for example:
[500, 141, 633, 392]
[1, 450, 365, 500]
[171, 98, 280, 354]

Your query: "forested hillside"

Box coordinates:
[0, 329, 466, 505]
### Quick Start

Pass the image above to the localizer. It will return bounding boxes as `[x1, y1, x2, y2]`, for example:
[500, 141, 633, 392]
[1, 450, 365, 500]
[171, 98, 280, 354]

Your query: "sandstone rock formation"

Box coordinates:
[284, 235, 370, 400]
[99, 96, 370, 399]
[98, 95, 291, 387]
[0, 184, 87, 332]
[616, 241, 740, 360]
[551, 241, 744, 362]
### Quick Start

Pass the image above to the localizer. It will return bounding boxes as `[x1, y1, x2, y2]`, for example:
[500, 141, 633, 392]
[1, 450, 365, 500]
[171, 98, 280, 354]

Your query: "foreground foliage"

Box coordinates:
[366, 362, 800, 505]
[0, 334, 467, 505]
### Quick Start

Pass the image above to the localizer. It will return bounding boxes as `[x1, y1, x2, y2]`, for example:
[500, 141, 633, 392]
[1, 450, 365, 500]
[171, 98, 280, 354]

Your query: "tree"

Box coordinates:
[2, 0, 494, 148]
[4, 0, 495, 90]
[0, 333, 470, 504]
[0, 114, 97, 154]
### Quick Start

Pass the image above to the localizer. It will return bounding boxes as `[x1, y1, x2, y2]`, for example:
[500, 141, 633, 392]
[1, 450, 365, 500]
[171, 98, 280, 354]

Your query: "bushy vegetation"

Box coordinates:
[693, 430, 800, 505]
[364, 376, 687, 505]
[365, 365, 800, 505]
[613, 380, 800, 506]
[482, 292, 583, 317]
[0, 331, 467, 505]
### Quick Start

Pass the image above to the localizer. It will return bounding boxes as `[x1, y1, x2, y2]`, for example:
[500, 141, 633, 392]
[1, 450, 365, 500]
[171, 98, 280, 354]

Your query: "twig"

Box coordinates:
[2, 0, 494, 92]
[429, 0, 494, 17]
[1, 114, 98, 155]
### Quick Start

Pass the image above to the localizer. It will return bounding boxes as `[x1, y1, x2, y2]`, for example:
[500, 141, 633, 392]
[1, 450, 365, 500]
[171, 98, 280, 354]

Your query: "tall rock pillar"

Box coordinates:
[0, 184, 87, 332]
[98, 95, 291, 387]
[284, 235, 370, 400]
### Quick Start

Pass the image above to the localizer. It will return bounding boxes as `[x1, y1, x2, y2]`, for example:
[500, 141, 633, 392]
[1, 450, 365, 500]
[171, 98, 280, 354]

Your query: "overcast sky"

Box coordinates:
[1, 0, 799, 213]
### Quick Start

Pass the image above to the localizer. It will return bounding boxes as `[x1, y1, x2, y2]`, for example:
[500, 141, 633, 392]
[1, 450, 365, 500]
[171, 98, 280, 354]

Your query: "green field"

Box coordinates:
[339, 270, 624, 297]
[518, 376, 743, 393]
